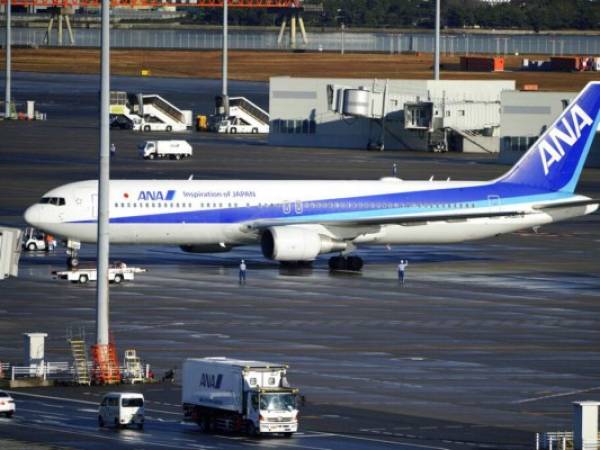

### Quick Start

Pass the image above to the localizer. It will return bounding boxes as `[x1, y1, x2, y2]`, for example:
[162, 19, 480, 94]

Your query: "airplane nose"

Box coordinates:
[24, 205, 41, 227]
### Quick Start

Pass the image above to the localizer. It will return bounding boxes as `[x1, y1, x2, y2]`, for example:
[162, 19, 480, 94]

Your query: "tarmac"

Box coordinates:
[0, 72, 600, 450]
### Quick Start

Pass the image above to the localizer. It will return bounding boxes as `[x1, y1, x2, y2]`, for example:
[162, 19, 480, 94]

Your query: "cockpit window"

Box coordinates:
[39, 197, 65, 206]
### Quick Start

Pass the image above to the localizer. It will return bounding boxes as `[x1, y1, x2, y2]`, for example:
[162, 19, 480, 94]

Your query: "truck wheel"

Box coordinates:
[175, 154, 181, 160]
[137, 423, 144, 430]
[166, 125, 172, 132]
[252, 128, 258, 134]
[79, 274, 88, 284]
[27, 242, 37, 251]
[247, 421, 259, 437]
[113, 274, 123, 284]
[148, 153, 155, 160]
[98, 416, 104, 427]
[229, 127, 237, 134]
[143, 125, 151, 132]
[283, 432, 293, 438]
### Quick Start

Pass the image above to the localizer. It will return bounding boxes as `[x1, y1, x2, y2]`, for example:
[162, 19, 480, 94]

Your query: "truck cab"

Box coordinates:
[246, 388, 298, 436]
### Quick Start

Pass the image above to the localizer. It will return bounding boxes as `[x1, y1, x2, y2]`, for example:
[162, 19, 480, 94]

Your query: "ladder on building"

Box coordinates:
[69, 339, 91, 385]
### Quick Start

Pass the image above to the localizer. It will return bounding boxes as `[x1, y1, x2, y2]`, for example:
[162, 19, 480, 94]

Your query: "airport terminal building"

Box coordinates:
[268, 77, 514, 153]
[268, 77, 599, 167]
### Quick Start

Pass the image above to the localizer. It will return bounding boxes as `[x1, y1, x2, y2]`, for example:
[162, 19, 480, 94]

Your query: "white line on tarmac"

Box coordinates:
[7, 390, 180, 415]
[514, 386, 600, 404]
[3, 420, 208, 449]
[310, 430, 452, 450]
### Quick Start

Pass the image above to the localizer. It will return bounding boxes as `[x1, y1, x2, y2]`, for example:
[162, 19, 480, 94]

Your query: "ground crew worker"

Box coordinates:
[239, 259, 247, 284]
[110, 143, 116, 157]
[397, 259, 408, 286]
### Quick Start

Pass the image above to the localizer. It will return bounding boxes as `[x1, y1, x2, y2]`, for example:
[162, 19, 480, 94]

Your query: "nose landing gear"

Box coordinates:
[66, 239, 81, 269]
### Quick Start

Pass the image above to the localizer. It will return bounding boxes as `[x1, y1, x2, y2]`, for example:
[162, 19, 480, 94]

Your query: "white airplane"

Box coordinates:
[24, 82, 600, 270]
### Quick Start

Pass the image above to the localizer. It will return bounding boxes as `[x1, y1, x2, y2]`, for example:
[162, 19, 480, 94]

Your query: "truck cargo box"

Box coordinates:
[182, 357, 288, 414]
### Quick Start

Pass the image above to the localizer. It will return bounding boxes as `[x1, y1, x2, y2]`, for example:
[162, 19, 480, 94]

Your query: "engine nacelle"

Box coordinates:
[261, 226, 347, 261]
[180, 244, 233, 253]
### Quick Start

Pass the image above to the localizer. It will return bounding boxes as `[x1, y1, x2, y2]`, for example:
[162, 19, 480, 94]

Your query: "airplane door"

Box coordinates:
[92, 194, 98, 218]
[487, 195, 501, 211]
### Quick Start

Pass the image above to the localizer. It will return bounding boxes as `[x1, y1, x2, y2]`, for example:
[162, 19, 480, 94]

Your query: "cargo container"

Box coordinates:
[550, 56, 584, 72]
[460, 56, 504, 72]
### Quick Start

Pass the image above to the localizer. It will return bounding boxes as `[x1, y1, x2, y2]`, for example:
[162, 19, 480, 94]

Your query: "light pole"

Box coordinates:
[222, 0, 229, 116]
[4, 0, 11, 119]
[434, 0, 440, 80]
[96, 0, 110, 348]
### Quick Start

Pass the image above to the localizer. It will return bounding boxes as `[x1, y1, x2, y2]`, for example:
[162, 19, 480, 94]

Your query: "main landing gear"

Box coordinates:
[328, 255, 363, 272]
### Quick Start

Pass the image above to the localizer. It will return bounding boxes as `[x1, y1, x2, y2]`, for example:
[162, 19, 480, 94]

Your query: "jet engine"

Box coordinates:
[180, 244, 233, 253]
[261, 226, 347, 261]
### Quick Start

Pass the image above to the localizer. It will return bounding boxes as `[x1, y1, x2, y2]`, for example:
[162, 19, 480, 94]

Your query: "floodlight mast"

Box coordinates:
[434, 0, 440, 80]
[96, 0, 110, 347]
[4, 0, 11, 119]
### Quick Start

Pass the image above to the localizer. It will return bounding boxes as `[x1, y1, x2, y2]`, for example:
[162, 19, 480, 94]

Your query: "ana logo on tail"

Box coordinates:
[539, 104, 593, 176]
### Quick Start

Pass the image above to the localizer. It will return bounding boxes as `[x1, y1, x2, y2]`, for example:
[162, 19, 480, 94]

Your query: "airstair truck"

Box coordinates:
[182, 357, 299, 437]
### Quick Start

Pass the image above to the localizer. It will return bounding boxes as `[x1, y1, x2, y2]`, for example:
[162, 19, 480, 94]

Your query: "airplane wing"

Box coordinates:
[532, 199, 600, 210]
[244, 209, 528, 231]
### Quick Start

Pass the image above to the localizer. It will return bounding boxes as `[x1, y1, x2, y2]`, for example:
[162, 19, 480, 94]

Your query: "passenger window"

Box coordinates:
[58, 198, 65, 206]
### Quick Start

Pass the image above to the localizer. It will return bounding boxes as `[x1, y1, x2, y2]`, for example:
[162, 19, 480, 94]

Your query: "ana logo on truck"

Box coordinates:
[138, 190, 176, 201]
[200, 373, 223, 389]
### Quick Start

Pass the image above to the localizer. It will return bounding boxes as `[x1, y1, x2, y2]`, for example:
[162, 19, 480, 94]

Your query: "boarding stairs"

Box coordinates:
[141, 95, 187, 127]
[228, 97, 270, 128]
[68, 338, 91, 385]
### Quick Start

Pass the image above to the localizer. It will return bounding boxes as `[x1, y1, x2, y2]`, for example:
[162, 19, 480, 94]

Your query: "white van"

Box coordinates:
[98, 392, 144, 430]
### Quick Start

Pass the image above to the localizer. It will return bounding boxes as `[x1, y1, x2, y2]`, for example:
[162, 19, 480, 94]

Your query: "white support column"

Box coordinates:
[290, 13, 296, 50]
[58, 13, 63, 46]
[298, 15, 307, 45]
[65, 15, 75, 45]
[277, 16, 287, 46]
[573, 401, 600, 450]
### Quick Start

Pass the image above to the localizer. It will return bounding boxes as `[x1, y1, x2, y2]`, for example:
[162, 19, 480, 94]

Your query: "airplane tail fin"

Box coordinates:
[499, 81, 600, 193]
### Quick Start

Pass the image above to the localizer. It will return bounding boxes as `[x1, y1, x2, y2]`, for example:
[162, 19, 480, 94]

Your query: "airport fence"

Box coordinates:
[2, 27, 600, 55]
[5, 363, 152, 384]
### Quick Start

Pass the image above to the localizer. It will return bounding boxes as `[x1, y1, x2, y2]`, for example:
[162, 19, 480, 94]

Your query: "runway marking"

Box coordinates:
[514, 385, 600, 404]
[7, 390, 180, 415]
[310, 430, 452, 450]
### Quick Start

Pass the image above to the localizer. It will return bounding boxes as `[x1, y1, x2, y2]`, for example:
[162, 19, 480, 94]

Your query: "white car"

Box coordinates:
[0, 391, 15, 418]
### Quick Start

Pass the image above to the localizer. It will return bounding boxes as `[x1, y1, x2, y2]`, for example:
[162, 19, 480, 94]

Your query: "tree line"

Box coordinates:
[191, 0, 600, 32]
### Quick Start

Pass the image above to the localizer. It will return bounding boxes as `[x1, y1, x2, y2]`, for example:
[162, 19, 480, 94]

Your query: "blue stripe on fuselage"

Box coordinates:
[69, 181, 568, 225]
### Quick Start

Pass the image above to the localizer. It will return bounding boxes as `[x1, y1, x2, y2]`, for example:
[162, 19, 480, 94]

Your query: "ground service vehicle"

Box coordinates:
[182, 357, 299, 437]
[98, 392, 144, 429]
[22, 227, 54, 251]
[0, 391, 15, 417]
[139, 140, 193, 160]
[216, 116, 268, 134]
[54, 262, 146, 284]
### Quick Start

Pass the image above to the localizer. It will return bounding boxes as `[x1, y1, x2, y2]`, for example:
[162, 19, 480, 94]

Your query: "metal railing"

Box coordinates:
[5, 362, 152, 383]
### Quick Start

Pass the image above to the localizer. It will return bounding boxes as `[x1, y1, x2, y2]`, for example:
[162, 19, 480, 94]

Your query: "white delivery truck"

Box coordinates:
[182, 357, 299, 437]
[139, 140, 193, 160]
